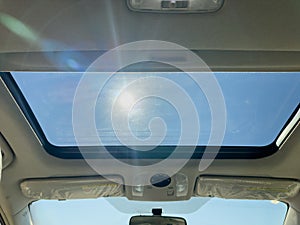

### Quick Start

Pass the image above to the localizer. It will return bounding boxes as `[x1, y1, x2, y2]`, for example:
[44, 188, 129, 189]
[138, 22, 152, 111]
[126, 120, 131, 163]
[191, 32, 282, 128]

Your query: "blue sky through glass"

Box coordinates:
[12, 72, 300, 147]
[30, 197, 288, 225]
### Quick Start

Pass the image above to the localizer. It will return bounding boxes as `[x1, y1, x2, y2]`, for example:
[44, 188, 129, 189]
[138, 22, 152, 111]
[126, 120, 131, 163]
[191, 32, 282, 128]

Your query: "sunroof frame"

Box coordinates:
[1, 72, 298, 160]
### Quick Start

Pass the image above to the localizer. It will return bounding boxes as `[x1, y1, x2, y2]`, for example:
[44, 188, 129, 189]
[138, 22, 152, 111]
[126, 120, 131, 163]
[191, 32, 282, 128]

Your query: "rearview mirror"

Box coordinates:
[130, 215, 187, 225]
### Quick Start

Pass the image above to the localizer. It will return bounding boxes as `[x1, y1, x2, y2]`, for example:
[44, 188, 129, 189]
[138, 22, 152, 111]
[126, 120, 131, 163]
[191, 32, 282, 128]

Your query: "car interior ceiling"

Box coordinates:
[0, 0, 300, 225]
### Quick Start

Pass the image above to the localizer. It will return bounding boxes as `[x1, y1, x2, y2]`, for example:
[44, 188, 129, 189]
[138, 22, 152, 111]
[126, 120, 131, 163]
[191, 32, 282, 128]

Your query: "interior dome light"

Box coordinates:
[127, 0, 224, 13]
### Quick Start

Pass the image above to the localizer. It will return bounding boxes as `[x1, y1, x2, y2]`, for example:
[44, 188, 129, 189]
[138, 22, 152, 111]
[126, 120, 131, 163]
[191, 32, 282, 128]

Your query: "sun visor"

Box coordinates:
[20, 176, 124, 200]
[195, 176, 300, 200]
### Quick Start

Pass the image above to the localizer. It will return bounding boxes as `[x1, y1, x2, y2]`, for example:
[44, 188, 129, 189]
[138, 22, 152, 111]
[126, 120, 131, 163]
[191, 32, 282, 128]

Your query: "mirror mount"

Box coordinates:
[130, 208, 187, 225]
[152, 208, 163, 216]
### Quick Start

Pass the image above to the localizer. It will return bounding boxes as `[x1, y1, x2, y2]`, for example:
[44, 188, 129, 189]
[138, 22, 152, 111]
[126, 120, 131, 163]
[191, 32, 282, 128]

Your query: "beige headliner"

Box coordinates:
[0, 0, 300, 71]
[1, 0, 300, 52]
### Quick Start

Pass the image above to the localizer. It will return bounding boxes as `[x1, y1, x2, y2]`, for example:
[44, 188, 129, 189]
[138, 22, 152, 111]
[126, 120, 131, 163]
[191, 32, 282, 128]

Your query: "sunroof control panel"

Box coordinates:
[127, 173, 192, 201]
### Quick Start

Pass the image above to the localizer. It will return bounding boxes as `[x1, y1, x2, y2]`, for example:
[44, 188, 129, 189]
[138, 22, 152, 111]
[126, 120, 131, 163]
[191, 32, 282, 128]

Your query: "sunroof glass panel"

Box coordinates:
[11, 72, 299, 147]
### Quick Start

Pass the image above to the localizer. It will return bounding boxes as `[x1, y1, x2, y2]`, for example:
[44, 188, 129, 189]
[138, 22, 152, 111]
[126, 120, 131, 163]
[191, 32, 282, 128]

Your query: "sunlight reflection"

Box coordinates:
[0, 13, 39, 43]
[0, 12, 84, 71]
[118, 91, 135, 110]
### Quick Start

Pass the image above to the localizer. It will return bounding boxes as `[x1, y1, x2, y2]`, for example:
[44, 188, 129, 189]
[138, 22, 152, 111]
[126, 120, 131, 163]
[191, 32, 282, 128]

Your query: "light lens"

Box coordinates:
[132, 175, 147, 197]
[132, 184, 144, 197]
[175, 173, 188, 197]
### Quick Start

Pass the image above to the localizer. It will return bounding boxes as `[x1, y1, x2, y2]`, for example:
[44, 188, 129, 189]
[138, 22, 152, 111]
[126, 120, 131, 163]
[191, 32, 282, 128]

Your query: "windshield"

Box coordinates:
[30, 197, 288, 225]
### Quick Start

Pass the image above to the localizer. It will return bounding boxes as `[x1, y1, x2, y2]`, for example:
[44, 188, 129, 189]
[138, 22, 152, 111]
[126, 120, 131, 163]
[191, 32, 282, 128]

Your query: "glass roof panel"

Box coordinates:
[11, 72, 300, 147]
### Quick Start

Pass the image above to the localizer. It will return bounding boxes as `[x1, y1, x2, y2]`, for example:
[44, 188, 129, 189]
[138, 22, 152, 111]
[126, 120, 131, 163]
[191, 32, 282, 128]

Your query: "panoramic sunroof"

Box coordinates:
[10, 72, 299, 151]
